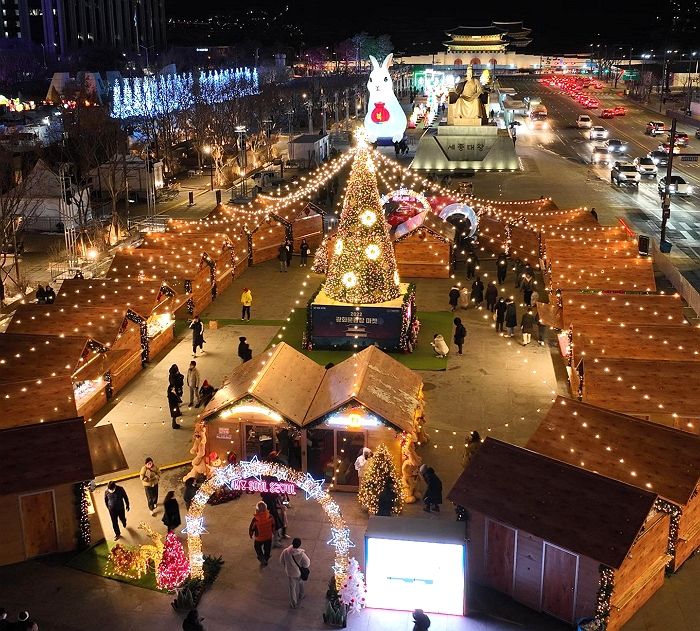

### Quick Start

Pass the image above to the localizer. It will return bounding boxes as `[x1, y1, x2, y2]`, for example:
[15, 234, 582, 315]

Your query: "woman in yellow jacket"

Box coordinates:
[241, 287, 252, 321]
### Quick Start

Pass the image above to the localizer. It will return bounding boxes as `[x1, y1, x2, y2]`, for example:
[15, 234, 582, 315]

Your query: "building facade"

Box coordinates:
[1, 0, 166, 60]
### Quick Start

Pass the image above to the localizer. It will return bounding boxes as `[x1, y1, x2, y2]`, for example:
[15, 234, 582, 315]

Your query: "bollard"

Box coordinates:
[188, 191, 194, 206]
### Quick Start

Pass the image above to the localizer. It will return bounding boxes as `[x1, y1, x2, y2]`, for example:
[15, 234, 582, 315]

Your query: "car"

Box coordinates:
[605, 138, 628, 153]
[592, 146, 612, 165]
[585, 100, 599, 109]
[667, 132, 689, 147]
[577, 115, 592, 129]
[645, 121, 668, 136]
[658, 142, 681, 155]
[633, 157, 658, 178]
[611, 161, 640, 187]
[648, 150, 669, 167]
[613, 106, 627, 116]
[590, 126, 608, 140]
[601, 109, 615, 119]
[658, 175, 692, 196]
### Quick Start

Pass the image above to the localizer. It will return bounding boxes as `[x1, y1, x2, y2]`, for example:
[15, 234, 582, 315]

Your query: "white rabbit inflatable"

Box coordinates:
[363, 53, 407, 143]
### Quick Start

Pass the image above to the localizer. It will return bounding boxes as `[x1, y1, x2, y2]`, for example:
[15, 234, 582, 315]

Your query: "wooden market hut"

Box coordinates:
[579, 358, 700, 434]
[527, 396, 700, 571]
[200, 343, 424, 491]
[247, 213, 289, 265]
[56, 279, 184, 359]
[392, 211, 456, 278]
[6, 305, 142, 393]
[545, 256, 656, 292]
[448, 438, 670, 630]
[285, 201, 325, 252]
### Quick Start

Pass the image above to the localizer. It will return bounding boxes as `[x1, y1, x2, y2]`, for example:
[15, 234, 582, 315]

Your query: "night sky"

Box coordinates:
[165, 0, 678, 54]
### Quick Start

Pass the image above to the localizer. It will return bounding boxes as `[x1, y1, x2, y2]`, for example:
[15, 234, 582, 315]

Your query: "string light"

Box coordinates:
[357, 443, 403, 515]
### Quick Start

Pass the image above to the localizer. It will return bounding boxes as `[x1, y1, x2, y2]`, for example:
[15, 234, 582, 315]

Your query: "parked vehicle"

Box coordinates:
[611, 161, 640, 187]
[633, 157, 658, 178]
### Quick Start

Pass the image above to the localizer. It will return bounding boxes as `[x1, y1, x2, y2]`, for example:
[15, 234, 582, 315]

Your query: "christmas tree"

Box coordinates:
[358, 443, 404, 515]
[156, 531, 191, 591]
[339, 557, 367, 613]
[323, 147, 401, 304]
[311, 234, 330, 274]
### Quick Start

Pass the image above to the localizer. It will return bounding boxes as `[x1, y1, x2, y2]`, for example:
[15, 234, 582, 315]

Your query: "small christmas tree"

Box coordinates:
[358, 443, 404, 515]
[311, 234, 330, 274]
[339, 557, 367, 613]
[156, 531, 191, 591]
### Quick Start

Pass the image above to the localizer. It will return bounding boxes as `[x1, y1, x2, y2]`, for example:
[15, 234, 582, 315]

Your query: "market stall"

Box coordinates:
[527, 396, 700, 571]
[448, 437, 670, 631]
[392, 211, 456, 278]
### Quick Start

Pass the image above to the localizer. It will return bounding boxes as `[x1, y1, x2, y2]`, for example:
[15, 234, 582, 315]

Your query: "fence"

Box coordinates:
[652, 239, 700, 316]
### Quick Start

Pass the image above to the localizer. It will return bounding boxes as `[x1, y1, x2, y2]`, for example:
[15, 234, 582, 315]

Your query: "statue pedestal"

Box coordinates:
[446, 106, 482, 127]
[410, 125, 519, 172]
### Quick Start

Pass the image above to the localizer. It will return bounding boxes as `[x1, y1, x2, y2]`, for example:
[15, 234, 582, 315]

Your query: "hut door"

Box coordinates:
[484, 519, 515, 595]
[541, 544, 578, 623]
[20, 491, 58, 558]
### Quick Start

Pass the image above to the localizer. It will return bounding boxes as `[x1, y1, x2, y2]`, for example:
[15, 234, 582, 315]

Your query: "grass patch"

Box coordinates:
[204, 318, 285, 327]
[273, 308, 451, 371]
[66, 541, 166, 593]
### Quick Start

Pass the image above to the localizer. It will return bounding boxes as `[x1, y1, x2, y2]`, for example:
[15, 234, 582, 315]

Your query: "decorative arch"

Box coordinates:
[489, 58, 498, 68]
[184, 457, 353, 586]
[439, 203, 479, 237]
[380, 188, 432, 214]
[453, 58, 463, 66]
[469, 57, 481, 66]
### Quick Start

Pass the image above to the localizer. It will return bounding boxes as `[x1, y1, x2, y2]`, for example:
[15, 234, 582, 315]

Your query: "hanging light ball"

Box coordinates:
[365, 244, 380, 260]
[334, 239, 344, 255]
[342, 272, 358, 288]
[360, 210, 377, 227]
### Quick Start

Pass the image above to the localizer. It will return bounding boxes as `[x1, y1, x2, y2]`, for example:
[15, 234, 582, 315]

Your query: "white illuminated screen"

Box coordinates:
[365, 538, 465, 615]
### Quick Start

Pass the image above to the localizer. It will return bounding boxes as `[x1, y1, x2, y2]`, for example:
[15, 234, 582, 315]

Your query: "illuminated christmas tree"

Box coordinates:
[339, 557, 367, 613]
[358, 443, 403, 515]
[311, 234, 330, 274]
[323, 147, 401, 304]
[156, 531, 190, 591]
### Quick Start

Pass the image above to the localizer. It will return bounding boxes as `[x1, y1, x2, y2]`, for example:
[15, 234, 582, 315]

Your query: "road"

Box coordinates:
[504, 76, 700, 261]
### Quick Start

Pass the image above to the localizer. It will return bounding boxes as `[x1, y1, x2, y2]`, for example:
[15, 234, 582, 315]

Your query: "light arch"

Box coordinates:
[439, 203, 479, 237]
[184, 457, 353, 586]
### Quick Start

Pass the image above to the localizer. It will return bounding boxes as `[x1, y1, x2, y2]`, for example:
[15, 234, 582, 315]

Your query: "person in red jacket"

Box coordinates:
[249, 501, 276, 567]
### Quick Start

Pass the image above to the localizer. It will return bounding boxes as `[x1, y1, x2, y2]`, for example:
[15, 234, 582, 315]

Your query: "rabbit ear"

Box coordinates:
[369, 55, 379, 70]
[382, 53, 394, 69]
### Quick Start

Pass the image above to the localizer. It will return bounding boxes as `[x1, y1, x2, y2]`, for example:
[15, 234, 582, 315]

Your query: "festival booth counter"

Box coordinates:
[392, 211, 456, 278]
[528, 397, 700, 571]
[56, 279, 184, 361]
[199, 342, 424, 492]
[6, 305, 142, 394]
[580, 358, 700, 434]
[448, 438, 671, 631]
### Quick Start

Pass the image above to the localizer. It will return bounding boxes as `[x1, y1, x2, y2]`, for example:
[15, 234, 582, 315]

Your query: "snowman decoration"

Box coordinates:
[363, 53, 407, 144]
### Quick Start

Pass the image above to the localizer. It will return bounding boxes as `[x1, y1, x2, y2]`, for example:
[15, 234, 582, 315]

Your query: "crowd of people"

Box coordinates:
[168, 352, 218, 429]
[277, 238, 311, 272]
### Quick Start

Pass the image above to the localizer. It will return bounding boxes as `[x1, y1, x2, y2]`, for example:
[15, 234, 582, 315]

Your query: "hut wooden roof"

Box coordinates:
[0, 418, 93, 495]
[304, 345, 423, 431]
[203, 343, 327, 425]
[141, 232, 232, 255]
[0, 376, 77, 429]
[541, 227, 629, 243]
[548, 257, 656, 291]
[6, 305, 133, 346]
[545, 241, 640, 263]
[572, 323, 700, 363]
[583, 358, 700, 423]
[393, 211, 456, 243]
[447, 437, 658, 568]
[527, 397, 700, 505]
[109, 248, 205, 282]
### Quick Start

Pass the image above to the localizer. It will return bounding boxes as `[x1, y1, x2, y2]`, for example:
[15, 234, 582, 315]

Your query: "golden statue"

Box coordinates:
[448, 65, 486, 125]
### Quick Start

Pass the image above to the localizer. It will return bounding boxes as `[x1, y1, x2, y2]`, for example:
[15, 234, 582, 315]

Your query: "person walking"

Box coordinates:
[197, 380, 217, 408]
[169, 364, 184, 401]
[162, 491, 182, 532]
[190, 316, 205, 357]
[461, 431, 482, 468]
[183, 477, 198, 510]
[521, 274, 534, 307]
[470, 276, 484, 307]
[421, 466, 443, 513]
[465, 251, 478, 280]
[495, 297, 507, 334]
[413, 609, 432, 631]
[497, 252, 508, 284]
[453, 317, 466, 355]
[299, 239, 310, 267]
[280, 538, 311, 609]
[485, 281, 498, 312]
[448, 285, 460, 312]
[45, 285, 56, 304]
[104, 480, 130, 540]
[139, 457, 161, 515]
[590, 207, 598, 221]
[241, 288, 252, 320]
[186, 361, 201, 408]
[535, 308, 547, 346]
[182, 609, 205, 631]
[505, 299, 517, 337]
[35, 284, 46, 304]
[249, 501, 276, 567]
[168, 385, 183, 429]
[237, 336, 252, 362]
[278, 243, 287, 273]
[514, 259, 524, 288]
[521, 308, 535, 345]
[285, 239, 293, 268]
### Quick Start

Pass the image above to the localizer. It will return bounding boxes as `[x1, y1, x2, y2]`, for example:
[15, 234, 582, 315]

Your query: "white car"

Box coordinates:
[633, 157, 658, 179]
[592, 146, 611, 165]
[611, 162, 640, 187]
[658, 175, 692, 196]
[590, 126, 608, 140]
[577, 115, 592, 129]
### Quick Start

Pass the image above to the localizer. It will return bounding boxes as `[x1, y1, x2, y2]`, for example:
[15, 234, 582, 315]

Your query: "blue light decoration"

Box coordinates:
[110, 67, 259, 120]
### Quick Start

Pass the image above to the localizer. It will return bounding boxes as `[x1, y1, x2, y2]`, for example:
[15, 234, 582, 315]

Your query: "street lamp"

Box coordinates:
[203, 145, 214, 191]
[262, 118, 273, 162]
[235, 125, 248, 198]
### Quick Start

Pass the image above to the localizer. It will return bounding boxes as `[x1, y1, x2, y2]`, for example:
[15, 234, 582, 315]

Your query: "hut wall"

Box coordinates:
[76, 386, 108, 422]
[110, 326, 142, 393]
[675, 484, 700, 571]
[148, 325, 174, 360]
[0, 483, 80, 566]
[292, 214, 324, 250]
[478, 217, 508, 255]
[394, 236, 451, 278]
[509, 226, 540, 265]
[607, 512, 670, 631]
[252, 223, 287, 264]
[364, 425, 402, 472]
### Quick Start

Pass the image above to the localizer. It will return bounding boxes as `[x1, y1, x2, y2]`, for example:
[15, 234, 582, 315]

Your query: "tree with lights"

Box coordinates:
[323, 147, 400, 304]
[339, 556, 367, 613]
[358, 443, 403, 515]
[156, 531, 190, 591]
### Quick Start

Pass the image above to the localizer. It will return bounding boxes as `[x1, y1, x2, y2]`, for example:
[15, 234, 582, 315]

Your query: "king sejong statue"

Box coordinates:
[448, 65, 486, 126]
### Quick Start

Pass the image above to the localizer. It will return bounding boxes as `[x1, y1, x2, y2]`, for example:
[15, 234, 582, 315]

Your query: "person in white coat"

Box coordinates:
[280, 538, 311, 608]
[354, 448, 372, 481]
[430, 334, 449, 358]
